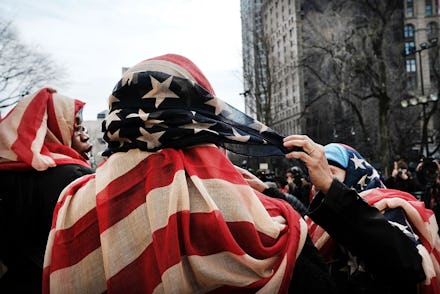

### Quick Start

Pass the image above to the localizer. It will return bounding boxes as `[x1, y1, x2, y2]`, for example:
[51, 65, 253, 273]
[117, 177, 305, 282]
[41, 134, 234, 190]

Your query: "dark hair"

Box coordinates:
[420, 158, 439, 186]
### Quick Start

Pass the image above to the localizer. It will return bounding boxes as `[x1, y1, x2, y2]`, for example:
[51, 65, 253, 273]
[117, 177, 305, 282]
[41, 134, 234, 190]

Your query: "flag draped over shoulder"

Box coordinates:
[0, 87, 90, 171]
[362, 188, 440, 294]
[307, 188, 440, 294]
[43, 145, 307, 293]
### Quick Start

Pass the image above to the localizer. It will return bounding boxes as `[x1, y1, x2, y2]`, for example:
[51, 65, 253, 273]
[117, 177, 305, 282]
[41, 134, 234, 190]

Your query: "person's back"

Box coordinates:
[42, 54, 335, 293]
[0, 88, 94, 292]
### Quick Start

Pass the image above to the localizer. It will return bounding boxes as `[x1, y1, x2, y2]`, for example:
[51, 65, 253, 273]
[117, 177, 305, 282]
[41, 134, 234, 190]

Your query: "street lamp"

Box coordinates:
[401, 93, 438, 157]
[401, 38, 438, 157]
[407, 38, 438, 97]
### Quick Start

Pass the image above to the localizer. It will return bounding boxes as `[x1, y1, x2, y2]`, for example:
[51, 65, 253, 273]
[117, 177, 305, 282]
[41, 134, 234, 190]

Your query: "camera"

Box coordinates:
[420, 158, 439, 187]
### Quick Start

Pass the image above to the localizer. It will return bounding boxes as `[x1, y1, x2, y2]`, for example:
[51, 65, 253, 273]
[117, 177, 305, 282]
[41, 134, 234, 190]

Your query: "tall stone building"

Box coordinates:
[404, 0, 439, 93]
[403, 0, 440, 157]
[240, 0, 304, 136]
[241, 0, 440, 162]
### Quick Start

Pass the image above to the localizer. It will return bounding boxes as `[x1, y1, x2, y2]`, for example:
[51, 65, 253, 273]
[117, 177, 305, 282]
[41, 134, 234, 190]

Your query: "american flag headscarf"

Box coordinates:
[43, 54, 307, 293]
[0, 87, 91, 171]
[101, 54, 288, 157]
[323, 143, 385, 192]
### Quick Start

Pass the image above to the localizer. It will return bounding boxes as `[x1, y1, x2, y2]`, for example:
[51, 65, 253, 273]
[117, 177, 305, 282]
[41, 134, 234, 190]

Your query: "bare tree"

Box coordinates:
[0, 18, 65, 112]
[301, 0, 405, 173]
[241, 2, 278, 127]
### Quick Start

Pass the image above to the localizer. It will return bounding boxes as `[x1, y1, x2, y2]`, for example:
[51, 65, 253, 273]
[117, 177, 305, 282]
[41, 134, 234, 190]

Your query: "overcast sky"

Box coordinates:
[1, 0, 244, 120]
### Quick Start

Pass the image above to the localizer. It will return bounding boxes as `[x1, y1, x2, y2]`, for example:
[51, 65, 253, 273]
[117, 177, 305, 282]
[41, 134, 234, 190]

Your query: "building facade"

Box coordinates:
[241, 0, 440, 160]
[403, 0, 440, 156]
[404, 0, 439, 93]
[240, 0, 304, 136]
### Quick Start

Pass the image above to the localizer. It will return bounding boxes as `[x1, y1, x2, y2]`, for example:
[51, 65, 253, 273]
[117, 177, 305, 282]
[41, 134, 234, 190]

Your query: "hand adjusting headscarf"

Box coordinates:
[102, 54, 288, 157]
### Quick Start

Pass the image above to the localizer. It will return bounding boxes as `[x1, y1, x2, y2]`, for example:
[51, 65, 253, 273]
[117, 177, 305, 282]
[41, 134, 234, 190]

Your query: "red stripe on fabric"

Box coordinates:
[74, 99, 85, 118]
[11, 88, 50, 164]
[107, 242, 159, 293]
[107, 210, 287, 293]
[96, 157, 177, 231]
[97, 147, 244, 231]
[51, 174, 95, 229]
[147, 54, 216, 95]
[45, 141, 90, 165]
[48, 208, 101, 272]
[432, 248, 440, 266]
[182, 147, 248, 184]
[42, 267, 51, 294]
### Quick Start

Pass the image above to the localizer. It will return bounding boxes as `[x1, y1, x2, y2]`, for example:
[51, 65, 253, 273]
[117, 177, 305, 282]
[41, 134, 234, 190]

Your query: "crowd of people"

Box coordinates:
[1, 54, 440, 293]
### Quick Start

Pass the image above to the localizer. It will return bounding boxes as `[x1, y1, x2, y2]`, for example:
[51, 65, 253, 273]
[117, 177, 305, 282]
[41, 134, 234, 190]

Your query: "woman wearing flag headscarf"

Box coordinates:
[0, 88, 94, 293]
[43, 54, 336, 293]
[282, 140, 438, 294]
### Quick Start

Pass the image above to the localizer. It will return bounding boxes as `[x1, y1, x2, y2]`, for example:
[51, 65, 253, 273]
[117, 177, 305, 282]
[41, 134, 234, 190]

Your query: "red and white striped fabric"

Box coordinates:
[0, 87, 90, 171]
[307, 188, 440, 294]
[43, 145, 307, 293]
[362, 188, 440, 294]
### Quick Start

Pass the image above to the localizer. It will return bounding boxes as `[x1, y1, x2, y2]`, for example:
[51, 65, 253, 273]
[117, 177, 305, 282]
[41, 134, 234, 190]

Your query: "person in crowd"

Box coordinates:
[43, 54, 336, 293]
[243, 140, 435, 293]
[285, 166, 312, 207]
[275, 175, 288, 194]
[0, 88, 94, 293]
[415, 157, 440, 220]
[385, 158, 420, 194]
[313, 142, 439, 293]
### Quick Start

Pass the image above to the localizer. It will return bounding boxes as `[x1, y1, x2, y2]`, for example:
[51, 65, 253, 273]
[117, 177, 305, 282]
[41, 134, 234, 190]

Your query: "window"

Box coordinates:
[404, 41, 415, 55]
[406, 58, 416, 72]
[406, 0, 414, 16]
[426, 0, 433, 16]
[428, 22, 438, 39]
[404, 24, 415, 38]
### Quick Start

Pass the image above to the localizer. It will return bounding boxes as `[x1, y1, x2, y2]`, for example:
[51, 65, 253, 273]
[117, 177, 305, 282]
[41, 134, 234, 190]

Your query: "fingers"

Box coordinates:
[234, 165, 254, 180]
[283, 135, 333, 193]
[283, 135, 322, 160]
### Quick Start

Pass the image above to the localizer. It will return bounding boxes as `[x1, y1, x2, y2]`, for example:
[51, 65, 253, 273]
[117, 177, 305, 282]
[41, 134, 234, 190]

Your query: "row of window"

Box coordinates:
[406, 0, 439, 17]
[404, 22, 438, 73]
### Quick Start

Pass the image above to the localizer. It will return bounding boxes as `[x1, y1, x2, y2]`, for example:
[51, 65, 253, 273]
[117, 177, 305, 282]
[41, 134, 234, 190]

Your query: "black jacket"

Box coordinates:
[308, 179, 425, 294]
[0, 164, 94, 293]
[264, 179, 425, 293]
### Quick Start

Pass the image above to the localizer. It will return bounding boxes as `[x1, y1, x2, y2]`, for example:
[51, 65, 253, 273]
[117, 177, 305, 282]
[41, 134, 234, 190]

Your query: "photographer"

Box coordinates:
[384, 159, 420, 194]
[286, 166, 312, 207]
[416, 158, 440, 213]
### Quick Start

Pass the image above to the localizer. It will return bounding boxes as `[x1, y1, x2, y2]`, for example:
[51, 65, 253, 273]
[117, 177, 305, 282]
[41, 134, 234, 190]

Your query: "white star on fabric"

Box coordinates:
[226, 128, 251, 142]
[388, 221, 416, 240]
[105, 109, 122, 129]
[368, 169, 380, 181]
[204, 97, 223, 115]
[249, 121, 269, 133]
[350, 154, 366, 169]
[181, 120, 218, 134]
[106, 130, 132, 147]
[357, 175, 368, 189]
[137, 128, 165, 149]
[121, 72, 137, 87]
[108, 95, 120, 107]
[142, 76, 179, 108]
[144, 119, 164, 129]
[127, 109, 149, 121]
